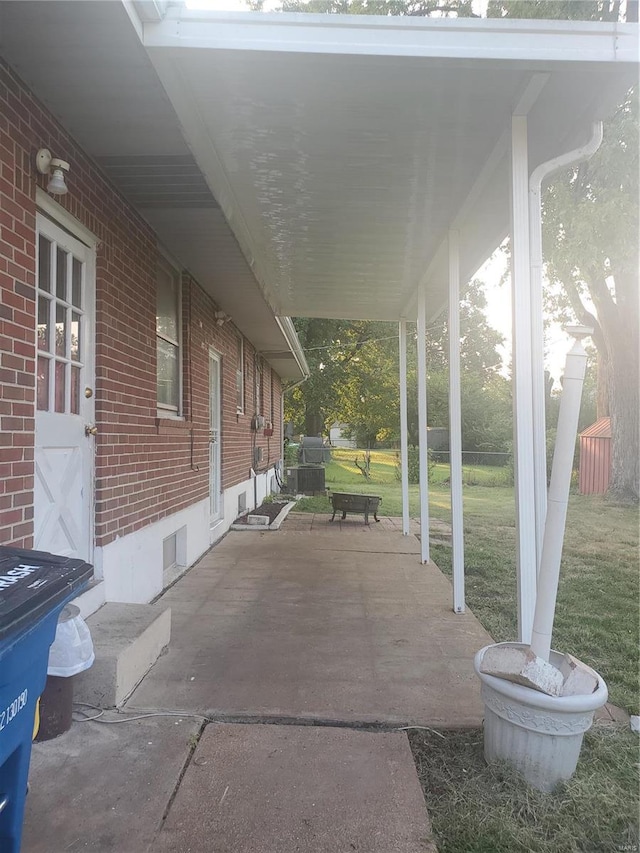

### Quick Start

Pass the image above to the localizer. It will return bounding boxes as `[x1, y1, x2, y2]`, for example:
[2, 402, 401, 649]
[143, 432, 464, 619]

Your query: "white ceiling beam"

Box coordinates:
[143, 12, 637, 63]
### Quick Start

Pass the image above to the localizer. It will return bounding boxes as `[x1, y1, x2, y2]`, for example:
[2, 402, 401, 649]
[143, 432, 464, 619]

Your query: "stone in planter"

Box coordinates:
[474, 642, 608, 792]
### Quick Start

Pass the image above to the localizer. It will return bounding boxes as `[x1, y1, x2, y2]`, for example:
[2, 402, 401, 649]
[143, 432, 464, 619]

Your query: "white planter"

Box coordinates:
[474, 642, 608, 792]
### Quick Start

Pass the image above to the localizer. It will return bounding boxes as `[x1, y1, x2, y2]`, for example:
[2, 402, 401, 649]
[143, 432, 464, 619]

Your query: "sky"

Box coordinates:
[478, 250, 574, 384]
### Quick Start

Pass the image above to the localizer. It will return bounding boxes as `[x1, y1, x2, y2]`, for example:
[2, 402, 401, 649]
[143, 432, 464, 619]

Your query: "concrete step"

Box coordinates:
[75, 603, 171, 708]
[73, 579, 106, 619]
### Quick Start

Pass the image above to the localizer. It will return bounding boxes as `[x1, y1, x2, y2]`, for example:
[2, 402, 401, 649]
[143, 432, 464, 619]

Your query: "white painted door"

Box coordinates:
[209, 350, 222, 528]
[34, 215, 95, 560]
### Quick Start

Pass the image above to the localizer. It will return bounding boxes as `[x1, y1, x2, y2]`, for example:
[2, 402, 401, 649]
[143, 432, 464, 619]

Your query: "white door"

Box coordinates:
[34, 215, 95, 560]
[209, 350, 222, 528]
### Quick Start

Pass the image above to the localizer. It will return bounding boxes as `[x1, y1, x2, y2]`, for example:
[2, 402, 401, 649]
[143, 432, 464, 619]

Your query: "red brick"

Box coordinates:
[0, 58, 287, 554]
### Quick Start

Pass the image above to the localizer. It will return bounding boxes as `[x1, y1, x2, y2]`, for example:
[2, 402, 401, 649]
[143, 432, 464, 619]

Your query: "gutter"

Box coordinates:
[275, 316, 311, 382]
[528, 121, 603, 576]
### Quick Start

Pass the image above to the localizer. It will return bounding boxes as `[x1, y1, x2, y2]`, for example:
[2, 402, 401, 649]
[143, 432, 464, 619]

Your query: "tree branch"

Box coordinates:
[562, 276, 606, 353]
[584, 267, 620, 340]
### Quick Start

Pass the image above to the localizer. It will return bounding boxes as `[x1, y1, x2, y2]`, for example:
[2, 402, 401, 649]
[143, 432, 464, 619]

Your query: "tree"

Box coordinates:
[287, 279, 512, 453]
[277, 0, 476, 15]
[488, 2, 639, 503]
[405, 279, 512, 453]
[285, 317, 353, 435]
[332, 323, 400, 447]
[486, 1, 634, 21]
[540, 91, 638, 502]
[282, 0, 638, 498]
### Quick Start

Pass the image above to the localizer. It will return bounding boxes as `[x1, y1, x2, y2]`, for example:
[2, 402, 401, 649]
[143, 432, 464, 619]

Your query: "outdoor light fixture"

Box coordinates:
[214, 310, 231, 326]
[36, 148, 70, 196]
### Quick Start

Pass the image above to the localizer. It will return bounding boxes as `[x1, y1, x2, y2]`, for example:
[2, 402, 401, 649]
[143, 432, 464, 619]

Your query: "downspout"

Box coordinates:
[529, 122, 603, 577]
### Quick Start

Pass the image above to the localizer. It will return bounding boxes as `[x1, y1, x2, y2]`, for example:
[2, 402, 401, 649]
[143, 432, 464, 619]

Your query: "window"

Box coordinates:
[156, 258, 181, 413]
[270, 367, 275, 423]
[255, 357, 263, 416]
[236, 335, 244, 413]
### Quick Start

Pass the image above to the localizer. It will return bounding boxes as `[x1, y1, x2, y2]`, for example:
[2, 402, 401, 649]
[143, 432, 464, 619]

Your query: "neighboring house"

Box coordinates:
[0, 5, 308, 614]
[329, 423, 357, 449]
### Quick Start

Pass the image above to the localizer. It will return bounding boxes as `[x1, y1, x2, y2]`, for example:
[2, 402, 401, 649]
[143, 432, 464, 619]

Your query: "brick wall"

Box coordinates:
[0, 62, 38, 547]
[0, 59, 285, 550]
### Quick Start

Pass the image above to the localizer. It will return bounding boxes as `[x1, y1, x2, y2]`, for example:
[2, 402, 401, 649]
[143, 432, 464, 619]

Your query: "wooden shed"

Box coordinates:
[579, 417, 612, 495]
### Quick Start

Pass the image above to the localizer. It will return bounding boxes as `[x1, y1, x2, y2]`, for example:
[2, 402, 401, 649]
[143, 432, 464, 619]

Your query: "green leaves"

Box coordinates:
[286, 279, 512, 452]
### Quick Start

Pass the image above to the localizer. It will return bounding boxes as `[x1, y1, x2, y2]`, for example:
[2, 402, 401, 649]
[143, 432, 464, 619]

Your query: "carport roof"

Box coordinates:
[0, 2, 636, 332]
[143, 9, 637, 322]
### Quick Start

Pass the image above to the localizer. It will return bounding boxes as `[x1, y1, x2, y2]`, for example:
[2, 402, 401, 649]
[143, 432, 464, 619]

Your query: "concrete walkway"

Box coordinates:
[130, 514, 491, 726]
[24, 515, 492, 852]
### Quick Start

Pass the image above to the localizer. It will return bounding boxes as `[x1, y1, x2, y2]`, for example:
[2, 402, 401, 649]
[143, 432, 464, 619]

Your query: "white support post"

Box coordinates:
[511, 114, 537, 644]
[416, 287, 430, 564]
[448, 230, 465, 613]
[399, 320, 410, 536]
[529, 182, 547, 577]
[530, 328, 590, 661]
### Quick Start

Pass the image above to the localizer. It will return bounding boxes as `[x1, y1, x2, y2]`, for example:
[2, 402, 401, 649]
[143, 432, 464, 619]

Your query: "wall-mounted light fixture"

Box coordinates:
[36, 149, 70, 196]
[215, 310, 231, 327]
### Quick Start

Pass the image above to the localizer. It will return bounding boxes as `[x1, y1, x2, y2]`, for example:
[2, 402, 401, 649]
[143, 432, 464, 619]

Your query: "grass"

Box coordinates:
[432, 492, 639, 715]
[410, 724, 639, 853]
[295, 447, 511, 519]
[294, 447, 639, 852]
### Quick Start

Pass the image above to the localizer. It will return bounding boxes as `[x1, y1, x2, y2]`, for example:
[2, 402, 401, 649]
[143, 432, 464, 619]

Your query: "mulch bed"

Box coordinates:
[233, 501, 289, 525]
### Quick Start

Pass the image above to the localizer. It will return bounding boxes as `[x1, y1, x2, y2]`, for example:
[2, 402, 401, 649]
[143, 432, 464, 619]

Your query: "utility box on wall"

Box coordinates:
[286, 466, 325, 495]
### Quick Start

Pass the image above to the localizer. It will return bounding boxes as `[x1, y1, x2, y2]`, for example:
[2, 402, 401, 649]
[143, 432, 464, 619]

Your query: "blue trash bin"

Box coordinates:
[0, 546, 93, 853]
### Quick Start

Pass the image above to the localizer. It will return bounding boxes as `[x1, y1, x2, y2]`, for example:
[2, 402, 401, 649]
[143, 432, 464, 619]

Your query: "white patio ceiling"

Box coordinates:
[0, 2, 635, 334]
[142, 10, 637, 322]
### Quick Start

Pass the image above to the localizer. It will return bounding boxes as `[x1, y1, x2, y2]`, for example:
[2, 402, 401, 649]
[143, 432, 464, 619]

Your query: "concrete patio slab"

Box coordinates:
[22, 714, 203, 853]
[154, 723, 437, 853]
[282, 512, 423, 552]
[129, 520, 492, 726]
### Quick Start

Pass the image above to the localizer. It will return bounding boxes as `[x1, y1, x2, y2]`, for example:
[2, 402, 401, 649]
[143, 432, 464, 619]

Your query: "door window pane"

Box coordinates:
[37, 356, 49, 411]
[55, 361, 66, 413]
[38, 296, 50, 352]
[72, 257, 82, 308]
[37, 229, 90, 419]
[70, 365, 81, 415]
[56, 247, 68, 300]
[38, 236, 51, 293]
[157, 338, 179, 409]
[55, 304, 67, 357]
[71, 312, 81, 362]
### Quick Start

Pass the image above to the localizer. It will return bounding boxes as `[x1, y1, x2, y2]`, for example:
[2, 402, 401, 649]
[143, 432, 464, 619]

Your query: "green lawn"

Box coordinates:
[295, 447, 639, 852]
[410, 724, 639, 853]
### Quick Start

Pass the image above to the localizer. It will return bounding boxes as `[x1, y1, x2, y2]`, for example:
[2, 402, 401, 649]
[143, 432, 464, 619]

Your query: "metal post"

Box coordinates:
[448, 230, 465, 613]
[399, 320, 410, 536]
[416, 287, 430, 564]
[529, 183, 547, 578]
[511, 114, 537, 643]
[530, 328, 590, 661]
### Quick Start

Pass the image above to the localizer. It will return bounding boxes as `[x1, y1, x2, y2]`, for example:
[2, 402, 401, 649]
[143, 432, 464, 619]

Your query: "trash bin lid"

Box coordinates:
[0, 547, 93, 642]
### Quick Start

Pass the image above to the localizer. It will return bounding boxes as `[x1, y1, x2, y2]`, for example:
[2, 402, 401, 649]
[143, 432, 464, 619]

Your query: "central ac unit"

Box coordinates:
[286, 465, 326, 495]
